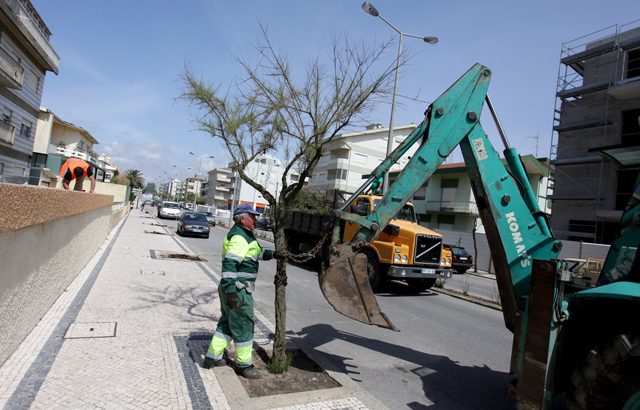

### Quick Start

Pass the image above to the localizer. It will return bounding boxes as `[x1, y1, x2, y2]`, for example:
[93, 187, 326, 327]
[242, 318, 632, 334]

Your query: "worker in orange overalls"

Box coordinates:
[59, 158, 96, 193]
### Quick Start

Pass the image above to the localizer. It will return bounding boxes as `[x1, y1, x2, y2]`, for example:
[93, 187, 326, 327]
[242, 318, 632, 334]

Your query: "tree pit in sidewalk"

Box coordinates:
[239, 346, 340, 397]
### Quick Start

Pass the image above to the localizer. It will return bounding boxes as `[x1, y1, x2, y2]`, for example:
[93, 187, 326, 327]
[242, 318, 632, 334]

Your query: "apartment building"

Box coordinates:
[204, 167, 233, 209]
[551, 22, 640, 243]
[0, 0, 58, 183]
[205, 155, 300, 212]
[408, 156, 552, 234]
[32, 108, 100, 180]
[306, 123, 418, 193]
[185, 176, 204, 201]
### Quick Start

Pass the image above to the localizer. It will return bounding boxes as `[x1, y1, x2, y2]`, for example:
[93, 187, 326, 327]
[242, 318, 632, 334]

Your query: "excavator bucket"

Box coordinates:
[319, 243, 397, 330]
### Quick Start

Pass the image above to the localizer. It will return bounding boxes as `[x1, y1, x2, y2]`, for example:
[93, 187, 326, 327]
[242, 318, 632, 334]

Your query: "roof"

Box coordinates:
[42, 108, 99, 144]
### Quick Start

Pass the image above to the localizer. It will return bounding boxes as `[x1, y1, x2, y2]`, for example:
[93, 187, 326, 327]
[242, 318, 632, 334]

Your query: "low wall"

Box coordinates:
[435, 228, 610, 274]
[0, 183, 117, 366]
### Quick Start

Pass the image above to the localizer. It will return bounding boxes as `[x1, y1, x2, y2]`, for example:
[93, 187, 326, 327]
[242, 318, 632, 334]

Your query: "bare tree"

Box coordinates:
[181, 28, 398, 368]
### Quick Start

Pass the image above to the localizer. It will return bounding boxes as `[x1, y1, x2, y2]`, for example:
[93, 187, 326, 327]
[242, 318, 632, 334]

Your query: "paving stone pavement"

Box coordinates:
[0, 211, 385, 410]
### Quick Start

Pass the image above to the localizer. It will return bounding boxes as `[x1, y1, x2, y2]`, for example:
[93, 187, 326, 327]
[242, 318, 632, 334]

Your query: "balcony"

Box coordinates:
[53, 146, 96, 163]
[2, 0, 60, 73]
[425, 201, 478, 214]
[0, 120, 16, 144]
[0, 47, 23, 89]
[215, 186, 230, 192]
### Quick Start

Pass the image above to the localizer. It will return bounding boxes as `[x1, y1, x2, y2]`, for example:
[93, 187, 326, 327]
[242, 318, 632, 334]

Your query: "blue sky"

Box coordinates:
[32, 0, 639, 184]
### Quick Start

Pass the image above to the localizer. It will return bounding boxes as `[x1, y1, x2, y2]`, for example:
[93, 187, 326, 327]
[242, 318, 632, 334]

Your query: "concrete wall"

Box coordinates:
[0, 183, 117, 366]
[436, 228, 610, 274]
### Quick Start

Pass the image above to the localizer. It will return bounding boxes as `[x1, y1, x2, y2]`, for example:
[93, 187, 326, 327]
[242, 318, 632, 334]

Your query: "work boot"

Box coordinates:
[202, 357, 227, 369]
[237, 365, 261, 379]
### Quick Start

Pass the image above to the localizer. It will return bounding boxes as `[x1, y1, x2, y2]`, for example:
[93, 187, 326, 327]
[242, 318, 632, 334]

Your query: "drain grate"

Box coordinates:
[150, 249, 207, 262]
[64, 322, 117, 339]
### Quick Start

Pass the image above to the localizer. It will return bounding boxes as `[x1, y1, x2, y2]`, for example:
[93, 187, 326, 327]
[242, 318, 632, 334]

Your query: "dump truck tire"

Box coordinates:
[363, 249, 384, 291]
[567, 333, 640, 410]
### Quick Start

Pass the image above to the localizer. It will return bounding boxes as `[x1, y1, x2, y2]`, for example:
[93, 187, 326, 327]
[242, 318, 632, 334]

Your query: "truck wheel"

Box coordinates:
[567, 333, 640, 410]
[362, 249, 384, 291]
[406, 278, 437, 292]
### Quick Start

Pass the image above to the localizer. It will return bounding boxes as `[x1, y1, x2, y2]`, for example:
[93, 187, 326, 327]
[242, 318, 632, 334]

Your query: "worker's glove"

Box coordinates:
[262, 250, 274, 261]
[226, 293, 239, 309]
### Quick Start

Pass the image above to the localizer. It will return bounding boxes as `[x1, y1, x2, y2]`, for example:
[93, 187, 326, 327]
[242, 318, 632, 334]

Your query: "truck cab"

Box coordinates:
[343, 194, 453, 291]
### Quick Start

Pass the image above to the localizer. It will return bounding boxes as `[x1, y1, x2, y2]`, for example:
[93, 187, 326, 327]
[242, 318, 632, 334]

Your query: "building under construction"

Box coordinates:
[551, 21, 640, 244]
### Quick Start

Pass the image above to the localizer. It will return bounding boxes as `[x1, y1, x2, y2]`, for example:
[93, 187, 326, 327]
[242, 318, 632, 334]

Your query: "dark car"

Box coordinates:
[177, 211, 210, 238]
[256, 217, 272, 231]
[444, 244, 473, 274]
[201, 211, 216, 226]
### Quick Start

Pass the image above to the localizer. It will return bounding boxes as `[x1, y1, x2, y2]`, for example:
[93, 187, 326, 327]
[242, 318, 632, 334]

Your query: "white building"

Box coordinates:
[185, 176, 205, 201]
[402, 156, 553, 234]
[206, 155, 300, 213]
[0, 0, 59, 183]
[306, 123, 418, 193]
[33, 108, 100, 179]
[204, 167, 233, 209]
[306, 123, 552, 235]
[96, 154, 118, 182]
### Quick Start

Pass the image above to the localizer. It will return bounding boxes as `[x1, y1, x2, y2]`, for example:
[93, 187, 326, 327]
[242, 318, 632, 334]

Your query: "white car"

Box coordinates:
[157, 201, 181, 219]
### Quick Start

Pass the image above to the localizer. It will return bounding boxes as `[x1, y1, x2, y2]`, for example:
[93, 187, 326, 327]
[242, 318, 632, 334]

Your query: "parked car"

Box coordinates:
[157, 201, 181, 219]
[201, 211, 216, 226]
[256, 217, 272, 231]
[177, 211, 210, 238]
[444, 244, 473, 274]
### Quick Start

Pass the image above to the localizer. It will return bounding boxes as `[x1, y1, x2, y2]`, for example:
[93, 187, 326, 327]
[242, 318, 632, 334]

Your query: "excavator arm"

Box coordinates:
[320, 64, 563, 332]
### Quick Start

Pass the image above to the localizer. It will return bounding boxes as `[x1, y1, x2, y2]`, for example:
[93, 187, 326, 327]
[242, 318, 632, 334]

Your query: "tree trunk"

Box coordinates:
[271, 227, 288, 366]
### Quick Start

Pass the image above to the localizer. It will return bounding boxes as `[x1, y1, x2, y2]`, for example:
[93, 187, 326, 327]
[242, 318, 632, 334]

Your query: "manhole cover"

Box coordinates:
[64, 322, 117, 339]
[150, 250, 207, 262]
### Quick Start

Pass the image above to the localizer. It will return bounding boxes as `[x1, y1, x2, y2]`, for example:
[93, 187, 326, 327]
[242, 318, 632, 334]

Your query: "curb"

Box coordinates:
[431, 287, 502, 311]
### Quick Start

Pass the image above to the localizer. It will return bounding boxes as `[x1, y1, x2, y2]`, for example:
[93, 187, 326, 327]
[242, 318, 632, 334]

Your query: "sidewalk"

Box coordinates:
[0, 211, 385, 409]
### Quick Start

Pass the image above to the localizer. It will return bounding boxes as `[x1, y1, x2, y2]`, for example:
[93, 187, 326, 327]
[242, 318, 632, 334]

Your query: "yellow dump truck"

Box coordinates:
[284, 193, 453, 291]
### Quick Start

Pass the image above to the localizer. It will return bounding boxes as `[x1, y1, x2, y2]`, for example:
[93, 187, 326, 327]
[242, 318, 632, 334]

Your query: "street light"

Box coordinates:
[361, 2, 438, 192]
[189, 152, 215, 209]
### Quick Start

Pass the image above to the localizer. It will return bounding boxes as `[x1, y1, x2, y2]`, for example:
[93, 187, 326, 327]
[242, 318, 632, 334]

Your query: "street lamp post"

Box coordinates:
[361, 2, 437, 193]
[189, 152, 215, 209]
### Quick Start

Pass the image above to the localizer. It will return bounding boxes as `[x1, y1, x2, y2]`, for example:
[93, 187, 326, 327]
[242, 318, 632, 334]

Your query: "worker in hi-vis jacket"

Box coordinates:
[203, 203, 275, 379]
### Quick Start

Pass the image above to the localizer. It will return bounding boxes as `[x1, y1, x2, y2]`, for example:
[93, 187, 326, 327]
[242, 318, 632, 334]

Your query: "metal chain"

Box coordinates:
[277, 229, 332, 264]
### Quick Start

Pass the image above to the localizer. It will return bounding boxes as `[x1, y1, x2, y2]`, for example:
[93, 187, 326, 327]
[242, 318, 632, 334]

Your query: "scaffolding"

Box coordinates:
[549, 20, 640, 242]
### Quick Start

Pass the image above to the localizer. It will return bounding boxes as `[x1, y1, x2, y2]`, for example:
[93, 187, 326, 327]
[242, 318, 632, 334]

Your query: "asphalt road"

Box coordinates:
[162, 217, 515, 409]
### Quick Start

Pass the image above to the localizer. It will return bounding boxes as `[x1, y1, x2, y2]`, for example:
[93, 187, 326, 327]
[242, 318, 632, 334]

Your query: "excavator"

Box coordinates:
[319, 64, 640, 409]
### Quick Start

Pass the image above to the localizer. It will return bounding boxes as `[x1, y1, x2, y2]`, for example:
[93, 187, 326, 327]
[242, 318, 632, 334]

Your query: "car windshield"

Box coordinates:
[183, 213, 207, 222]
[203, 212, 213, 217]
[163, 203, 180, 209]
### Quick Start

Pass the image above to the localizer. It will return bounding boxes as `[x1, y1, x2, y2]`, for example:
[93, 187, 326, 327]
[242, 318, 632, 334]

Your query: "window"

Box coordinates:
[25, 70, 40, 93]
[626, 48, 640, 80]
[19, 122, 31, 138]
[0, 108, 15, 144]
[290, 174, 299, 181]
[437, 214, 455, 230]
[351, 198, 370, 216]
[330, 149, 349, 160]
[328, 168, 348, 180]
[621, 108, 640, 145]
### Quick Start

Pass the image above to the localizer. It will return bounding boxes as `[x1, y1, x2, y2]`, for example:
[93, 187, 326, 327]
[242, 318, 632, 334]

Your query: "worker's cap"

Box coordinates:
[233, 204, 261, 216]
